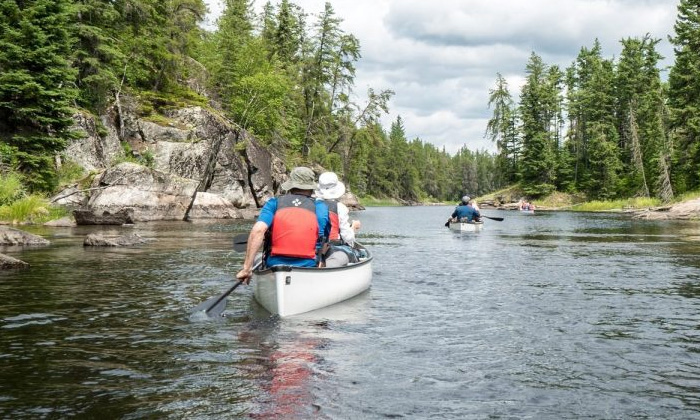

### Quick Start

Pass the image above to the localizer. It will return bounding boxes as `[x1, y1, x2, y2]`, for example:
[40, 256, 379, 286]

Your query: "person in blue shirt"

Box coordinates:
[236, 167, 330, 284]
[449, 195, 481, 223]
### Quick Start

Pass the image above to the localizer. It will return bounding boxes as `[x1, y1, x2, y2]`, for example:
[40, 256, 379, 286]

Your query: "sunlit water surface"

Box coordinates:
[1, 207, 700, 419]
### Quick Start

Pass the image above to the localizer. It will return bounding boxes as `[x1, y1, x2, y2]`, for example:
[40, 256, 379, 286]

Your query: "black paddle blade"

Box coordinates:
[191, 281, 244, 318]
[444, 220, 450, 227]
[204, 296, 229, 318]
[233, 233, 248, 252]
[483, 216, 504, 221]
[191, 294, 225, 314]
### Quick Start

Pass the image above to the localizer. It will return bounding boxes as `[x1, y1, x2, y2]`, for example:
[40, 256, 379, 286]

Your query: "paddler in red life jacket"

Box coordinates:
[315, 172, 361, 268]
[236, 167, 331, 284]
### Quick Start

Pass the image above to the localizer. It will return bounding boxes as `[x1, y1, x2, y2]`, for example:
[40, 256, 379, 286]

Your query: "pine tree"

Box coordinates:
[518, 53, 559, 196]
[0, 0, 78, 191]
[615, 35, 665, 198]
[486, 73, 519, 183]
[71, 0, 123, 111]
[668, 0, 700, 193]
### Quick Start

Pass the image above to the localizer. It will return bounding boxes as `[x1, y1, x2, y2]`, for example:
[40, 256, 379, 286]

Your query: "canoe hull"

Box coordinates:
[253, 250, 373, 317]
[449, 221, 484, 232]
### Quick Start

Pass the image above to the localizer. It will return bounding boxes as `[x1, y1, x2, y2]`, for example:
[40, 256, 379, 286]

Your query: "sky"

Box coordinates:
[203, 0, 680, 154]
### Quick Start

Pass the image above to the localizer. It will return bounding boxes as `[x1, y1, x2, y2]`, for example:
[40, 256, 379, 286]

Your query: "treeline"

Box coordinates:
[487, 0, 700, 201]
[0, 0, 498, 202]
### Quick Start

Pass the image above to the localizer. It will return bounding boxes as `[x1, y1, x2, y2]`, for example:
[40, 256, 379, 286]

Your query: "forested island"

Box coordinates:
[1, 0, 700, 224]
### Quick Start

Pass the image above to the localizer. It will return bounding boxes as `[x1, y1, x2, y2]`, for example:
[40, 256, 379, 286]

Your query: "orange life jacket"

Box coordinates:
[270, 194, 318, 259]
[324, 200, 340, 241]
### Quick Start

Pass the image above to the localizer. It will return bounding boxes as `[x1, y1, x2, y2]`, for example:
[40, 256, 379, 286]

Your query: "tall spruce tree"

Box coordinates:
[486, 73, 519, 183]
[71, 0, 122, 111]
[518, 52, 559, 196]
[615, 35, 666, 198]
[0, 0, 78, 191]
[668, 0, 700, 193]
[584, 55, 621, 199]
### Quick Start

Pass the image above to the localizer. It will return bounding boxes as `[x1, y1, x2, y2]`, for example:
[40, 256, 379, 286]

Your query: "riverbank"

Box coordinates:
[371, 186, 700, 221]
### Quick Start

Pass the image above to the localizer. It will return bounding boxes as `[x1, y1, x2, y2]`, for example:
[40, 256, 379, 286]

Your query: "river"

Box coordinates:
[1, 206, 699, 419]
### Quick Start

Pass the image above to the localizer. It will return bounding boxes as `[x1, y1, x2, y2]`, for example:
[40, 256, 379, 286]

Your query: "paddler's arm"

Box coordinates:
[236, 221, 268, 284]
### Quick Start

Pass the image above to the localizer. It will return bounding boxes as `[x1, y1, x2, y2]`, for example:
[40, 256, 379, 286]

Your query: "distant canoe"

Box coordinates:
[448, 221, 484, 232]
[253, 243, 373, 317]
[520, 209, 535, 214]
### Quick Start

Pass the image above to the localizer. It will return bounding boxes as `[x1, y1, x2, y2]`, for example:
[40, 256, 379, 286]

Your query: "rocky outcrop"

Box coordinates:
[633, 198, 700, 220]
[79, 162, 197, 222]
[60, 99, 288, 222]
[0, 227, 50, 246]
[341, 191, 364, 211]
[188, 192, 240, 219]
[64, 110, 123, 171]
[0, 253, 29, 269]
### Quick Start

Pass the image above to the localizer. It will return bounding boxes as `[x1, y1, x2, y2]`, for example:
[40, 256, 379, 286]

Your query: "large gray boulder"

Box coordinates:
[73, 208, 135, 225]
[189, 192, 241, 219]
[83, 162, 197, 221]
[84, 233, 152, 247]
[0, 253, 29, 269]
[0, 227, 50, 246]
[634, 198, 700, 220]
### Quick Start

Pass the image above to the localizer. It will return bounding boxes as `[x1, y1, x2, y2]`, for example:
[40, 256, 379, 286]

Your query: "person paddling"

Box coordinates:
[447, 195, 481, 225]
[236, 167, 330, 284]
[315, 172, 361, 268]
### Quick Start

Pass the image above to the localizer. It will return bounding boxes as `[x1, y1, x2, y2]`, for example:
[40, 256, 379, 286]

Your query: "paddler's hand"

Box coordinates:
[236, 267, 253, 284]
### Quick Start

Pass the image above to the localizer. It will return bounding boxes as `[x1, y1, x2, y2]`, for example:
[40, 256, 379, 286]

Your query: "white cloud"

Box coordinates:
[204, 0, 680, 154]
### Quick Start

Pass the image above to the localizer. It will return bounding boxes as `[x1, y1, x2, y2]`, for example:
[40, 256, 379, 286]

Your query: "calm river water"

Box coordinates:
[1, 206, 700, 419]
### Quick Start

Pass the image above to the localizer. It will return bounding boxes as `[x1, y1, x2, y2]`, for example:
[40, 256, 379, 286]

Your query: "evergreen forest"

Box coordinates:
[1, 0, 700, 204]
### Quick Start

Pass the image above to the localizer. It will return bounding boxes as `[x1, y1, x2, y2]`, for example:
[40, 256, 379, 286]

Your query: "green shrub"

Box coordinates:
[0, 195, 68, 224]
[57, 158, 86, 188]
[358, 195, 402, 207]
[0, 172, 25, 205]
[95, 119, 109, 138]
[570, 197, 660, 211]
[114, 142, 154, 168]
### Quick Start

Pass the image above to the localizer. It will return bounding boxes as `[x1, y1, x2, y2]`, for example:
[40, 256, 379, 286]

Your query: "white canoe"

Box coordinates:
[253, 244, 373, 317]
[449, 221, 484, 232]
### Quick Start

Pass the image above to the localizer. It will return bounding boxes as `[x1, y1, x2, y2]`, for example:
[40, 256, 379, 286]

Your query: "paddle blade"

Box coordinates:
[190, 281, 243, 318]
[484, 216, 504, 221]
[205, 297, 229, 318]
[191, 294, 225, 314]
[233, 233, 248, 252]
[444, 220, 450, 227]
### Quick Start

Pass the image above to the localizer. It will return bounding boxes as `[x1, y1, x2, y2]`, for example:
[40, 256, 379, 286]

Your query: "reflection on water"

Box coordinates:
[1, 209, 700, 418]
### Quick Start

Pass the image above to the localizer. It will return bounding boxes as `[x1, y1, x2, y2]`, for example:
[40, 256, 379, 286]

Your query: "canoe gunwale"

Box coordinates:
[253, 242, 373, 275]
[254, 255, 373, 275]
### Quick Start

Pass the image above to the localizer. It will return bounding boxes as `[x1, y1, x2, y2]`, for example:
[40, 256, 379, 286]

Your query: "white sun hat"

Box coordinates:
[316, 172, 346, 200]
